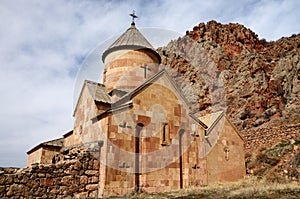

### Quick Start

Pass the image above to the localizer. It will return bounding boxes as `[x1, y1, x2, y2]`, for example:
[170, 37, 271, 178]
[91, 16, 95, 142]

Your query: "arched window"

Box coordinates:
[179, 129, 185, 189]
[224, 146, 230, 161]
[161, 122, 170, 146]
[135, 123, 143, 192]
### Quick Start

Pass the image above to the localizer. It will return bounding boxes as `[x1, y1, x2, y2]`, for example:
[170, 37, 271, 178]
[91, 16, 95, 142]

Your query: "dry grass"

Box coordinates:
[107, 139, 300, 198]
[228, 177, 300, 198]
[108, 177, 300, 199]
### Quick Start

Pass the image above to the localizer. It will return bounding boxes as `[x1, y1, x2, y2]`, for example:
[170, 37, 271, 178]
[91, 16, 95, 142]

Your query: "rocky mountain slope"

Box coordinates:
[158, 20, 300, 130]
[158, 20, 300, 182]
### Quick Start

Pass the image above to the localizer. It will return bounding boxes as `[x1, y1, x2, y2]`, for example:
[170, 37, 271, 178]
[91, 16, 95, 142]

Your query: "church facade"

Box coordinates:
[27, 21, 245, 197]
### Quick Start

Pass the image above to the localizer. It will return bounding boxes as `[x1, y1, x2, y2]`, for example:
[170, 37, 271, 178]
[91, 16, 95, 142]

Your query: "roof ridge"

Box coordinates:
[43, 137, 64, 145]
[199, 111, 225, 135]
[108, 24, 154, 49]
[86, 81, 111, 104]
[27, 137, 64, 154]
[73, 80, 111, 116]
[112, 69, 192, 110]
[112, 69, 166, 106]
[84, 79, 105, 87]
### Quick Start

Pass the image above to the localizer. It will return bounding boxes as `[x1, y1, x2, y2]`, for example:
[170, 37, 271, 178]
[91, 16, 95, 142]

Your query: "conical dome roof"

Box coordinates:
[102, 22, 161, 63]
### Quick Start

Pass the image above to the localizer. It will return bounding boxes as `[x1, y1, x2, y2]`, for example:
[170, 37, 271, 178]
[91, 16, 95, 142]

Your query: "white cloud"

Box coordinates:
[0, 0, 299, 167]
[235, 0, 300, 40]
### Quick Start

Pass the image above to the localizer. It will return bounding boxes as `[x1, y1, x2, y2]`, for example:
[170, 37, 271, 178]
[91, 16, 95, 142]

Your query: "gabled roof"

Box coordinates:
[86, 80, 112, 103]
[91, 101, 133, 123]
[63, 130, 73, 138]
[189, 113, 208, 129]
[199, 111, 224, 130]
[199, 111, 244, 141]
[73, 80, 111, 116]
[102, 23, 161, 63]
[92, 69, 206, 128]
[108, 88, 130, 95]
[113, 69, 191, 109]
[27, 137, 64, 154]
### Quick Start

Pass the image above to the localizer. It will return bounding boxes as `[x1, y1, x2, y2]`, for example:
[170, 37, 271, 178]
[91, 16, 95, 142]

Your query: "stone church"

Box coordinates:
[27, 19, 245, 197]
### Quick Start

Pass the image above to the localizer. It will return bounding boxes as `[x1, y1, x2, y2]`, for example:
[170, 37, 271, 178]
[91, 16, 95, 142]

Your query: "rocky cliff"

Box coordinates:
[158, 20, 300, 130]
[158, 20, 300, 182]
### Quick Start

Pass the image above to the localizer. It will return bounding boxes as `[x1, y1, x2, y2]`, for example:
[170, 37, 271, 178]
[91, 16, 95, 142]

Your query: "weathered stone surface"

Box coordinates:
[89, 176, 99, 183]
[49, 186, 60, 195]
[158, 20, 300, 130]
[0, 185, 5, 195]
[69, 184, 79, 193]
[61, 176, 73, 186]
[73, 161, 82, 170]
[0, 146, 100, 198]
[93, 160, 100, 170]
[243, 123, 300, 182]
[88, 190, 98, 197]
[84, 170, 98, 176]
[0, 174, 13, 184]
[86, 183, 98, 191]
[7, 184, 28, 197]
[80, 175, 88, 184]
[243, 123, 300, 154]
[74, 192, 88, 198]
[40, 177, 53, 187]
[60, 185, 71, 196]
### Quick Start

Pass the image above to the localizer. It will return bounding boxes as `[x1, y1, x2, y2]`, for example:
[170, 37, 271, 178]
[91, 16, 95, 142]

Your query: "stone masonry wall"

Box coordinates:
[0, 146, 100, 199]
[206, 117, 246, 183]
[243, 123, 300, 154]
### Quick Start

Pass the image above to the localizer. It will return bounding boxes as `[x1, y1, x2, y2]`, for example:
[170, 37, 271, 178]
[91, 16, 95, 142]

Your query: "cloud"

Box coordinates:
[238, 0, 300, 40]
[0, 0, 299, 167]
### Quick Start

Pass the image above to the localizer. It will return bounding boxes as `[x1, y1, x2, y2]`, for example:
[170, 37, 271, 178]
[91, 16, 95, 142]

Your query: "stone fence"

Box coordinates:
[242, 123, 300, 154]
[0, 146, 100, 199]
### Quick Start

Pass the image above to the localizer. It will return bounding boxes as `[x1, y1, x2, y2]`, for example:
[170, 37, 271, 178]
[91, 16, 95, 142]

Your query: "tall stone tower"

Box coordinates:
[101, 22, 161, 96]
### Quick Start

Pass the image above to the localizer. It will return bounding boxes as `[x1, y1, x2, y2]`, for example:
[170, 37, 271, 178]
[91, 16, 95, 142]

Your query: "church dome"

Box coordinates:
[102, 22, 161, 63]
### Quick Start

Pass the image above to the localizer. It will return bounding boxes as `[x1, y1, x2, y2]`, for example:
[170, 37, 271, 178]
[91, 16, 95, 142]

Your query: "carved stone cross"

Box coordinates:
[140, 64, 151, 78]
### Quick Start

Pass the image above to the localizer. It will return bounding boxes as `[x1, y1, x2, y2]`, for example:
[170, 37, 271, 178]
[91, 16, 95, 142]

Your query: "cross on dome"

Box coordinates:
[130, 10, 138, 25]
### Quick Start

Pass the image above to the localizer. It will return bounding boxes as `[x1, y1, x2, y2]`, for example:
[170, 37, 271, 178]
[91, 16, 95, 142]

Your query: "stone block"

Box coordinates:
[49, 186, 60, 195]
[69, 184, 79, 193]
[85, 170, 98, 176]
[0, 174, 13, 184]
[88, 160, 94, 169]
[7, 184, 28, 197]
[89, 176, 99, 183]
[61, 176, 73, 186]
[40, 178, 53, 187]
[80, 176, 88, 184]
[86, 183, 98, 191]
[88, 190, 98, 197]
[0, 185, 5, 196]
[74, 192, 88, 198]
[93, 160, 100, 170]
[60, 185, 71, 196]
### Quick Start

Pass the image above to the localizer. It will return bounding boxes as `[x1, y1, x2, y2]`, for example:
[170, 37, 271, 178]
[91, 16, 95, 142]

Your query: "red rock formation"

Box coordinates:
[159, 21, 300, 182]
[159, 20, 300, 131]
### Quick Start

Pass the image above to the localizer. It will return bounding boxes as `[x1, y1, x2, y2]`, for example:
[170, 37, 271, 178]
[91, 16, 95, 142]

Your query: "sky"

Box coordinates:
[1, 0, 300, 168]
